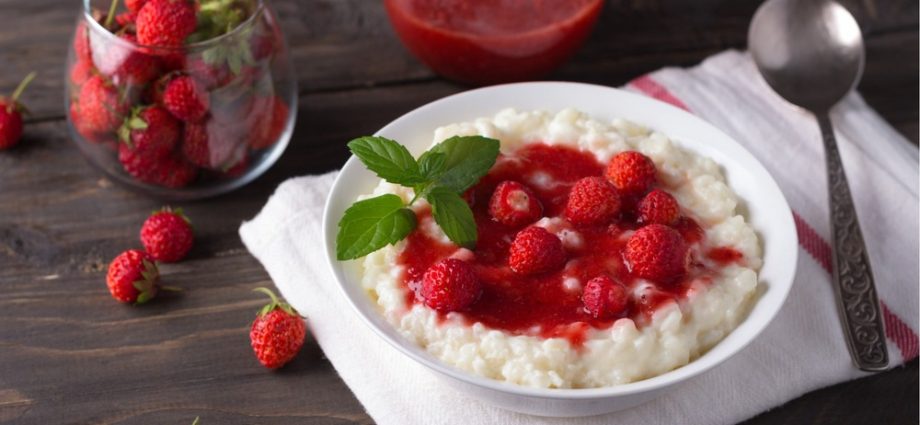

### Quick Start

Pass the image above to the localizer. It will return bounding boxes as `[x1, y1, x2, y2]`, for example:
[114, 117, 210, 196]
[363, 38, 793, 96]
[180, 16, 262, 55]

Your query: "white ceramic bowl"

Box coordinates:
[322, 82, 797, 417]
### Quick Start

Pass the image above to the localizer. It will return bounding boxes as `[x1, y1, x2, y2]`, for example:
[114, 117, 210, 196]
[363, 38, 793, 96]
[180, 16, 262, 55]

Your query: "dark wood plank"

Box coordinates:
[0, 0, 916, 424]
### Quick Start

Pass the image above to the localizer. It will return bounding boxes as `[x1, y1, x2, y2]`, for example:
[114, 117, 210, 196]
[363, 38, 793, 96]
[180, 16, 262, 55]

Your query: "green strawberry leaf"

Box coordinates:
[347, 136, 426, 186]
[424, 136, 500, 192]
[426, 186, 477, 249]
[336, 194, 417, 260]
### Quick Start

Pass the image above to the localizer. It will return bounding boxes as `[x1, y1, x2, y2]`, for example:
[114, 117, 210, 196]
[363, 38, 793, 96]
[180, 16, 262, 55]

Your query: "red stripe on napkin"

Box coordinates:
[628, 74, 919, 362]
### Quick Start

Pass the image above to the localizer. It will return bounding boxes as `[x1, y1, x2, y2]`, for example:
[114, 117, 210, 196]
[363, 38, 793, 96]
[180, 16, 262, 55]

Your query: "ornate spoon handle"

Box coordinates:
[817, 113, 888, 371]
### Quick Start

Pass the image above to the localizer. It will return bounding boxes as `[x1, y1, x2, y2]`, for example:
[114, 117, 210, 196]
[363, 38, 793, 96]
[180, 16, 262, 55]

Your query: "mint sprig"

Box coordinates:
[336, 135, 500, 261]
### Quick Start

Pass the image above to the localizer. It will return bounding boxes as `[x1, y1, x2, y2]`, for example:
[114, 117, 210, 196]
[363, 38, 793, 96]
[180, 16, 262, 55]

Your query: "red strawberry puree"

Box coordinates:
[398, 143, 744, 346]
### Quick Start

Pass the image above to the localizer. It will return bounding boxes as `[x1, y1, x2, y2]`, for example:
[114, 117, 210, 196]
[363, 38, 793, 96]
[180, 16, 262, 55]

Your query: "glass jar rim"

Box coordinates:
[81, 0, 266, 51]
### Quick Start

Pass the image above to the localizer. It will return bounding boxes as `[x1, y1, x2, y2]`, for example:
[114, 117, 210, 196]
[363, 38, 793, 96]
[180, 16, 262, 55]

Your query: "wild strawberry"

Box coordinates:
[70, 103, 96, 141]
[119, 145, 198, 188]
[136, 0, 197, 47]
[250, 31, 278, 61]
[149, 155, 198, 188]
[115, 11, 138, 27]
[162, 75, 210, 122]
[106, 249, 159, 304]
[638, 189, 680, 226]
[141, 207, 193, 262]
[249, 96, 288, 149]
[606, 151, 657, 196]
[489, 180, 542, 227]
[109, 33, 162, 86]
[119, 105, 180, 158]
[70, 60, 94, 86]
[250, 287, 306, 369]
[582, 275, 629, 319]
[0, 72, 36, 150]
[187, 58, 232, 89]
[624, 224, 689, 282]
[181, 121, 211, 167]
[564, 176, 621, 226]
[73, 22, 92, 63]
[126, 0, 149, 13]
[420, 258, 481, 312]
[509, 226, 566, 275]
[78, 76, 127, 134]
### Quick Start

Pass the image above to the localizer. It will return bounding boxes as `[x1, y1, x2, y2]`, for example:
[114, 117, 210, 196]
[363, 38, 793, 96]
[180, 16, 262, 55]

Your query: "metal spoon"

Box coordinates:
[749, 0, 888, 371]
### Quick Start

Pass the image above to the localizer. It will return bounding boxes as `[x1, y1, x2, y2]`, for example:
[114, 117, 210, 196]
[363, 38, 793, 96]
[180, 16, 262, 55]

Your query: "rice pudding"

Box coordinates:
[358, 108, 761, 388]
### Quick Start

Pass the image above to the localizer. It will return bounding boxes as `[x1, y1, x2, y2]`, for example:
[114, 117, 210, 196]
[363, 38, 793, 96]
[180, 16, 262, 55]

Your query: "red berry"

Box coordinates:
[156, 156, 198, 188]
[186, 58, 232, 89]
[70, 60, 94, 86]
[249, 96, 289, 149]
[181, 121, 211, 167]
[119, 145, 198, 188]
[250, 287, 306, 369]
[106, 249, 159, 304]
[136, 0, 197, 47]
[509, 226, 566, 275]
[115, 11, 138, 27]
[162, 76, 210, 122]
[564, 176, 621, 226]
[624, 224, 689, 282]
[420, 258, 481, 312]
[606, 151, 657, 196]
[0, 73, 36, 150]
[119, 105, 180, 159]
[0, 102, 24, 150]
[488, 180, 542, 227]
[78, 76, 127, 134]
[109, 33, 162, 86]
[73, 22, 92, 64]
[637, 189, 680, 226]
[582, 275, 629, 319]
[140, 207, 194, 263]
[126, 0, 149, 14]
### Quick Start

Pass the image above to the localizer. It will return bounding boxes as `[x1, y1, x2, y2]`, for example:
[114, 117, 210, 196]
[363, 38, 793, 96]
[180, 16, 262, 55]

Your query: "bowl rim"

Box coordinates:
[321, 81, 797, 399]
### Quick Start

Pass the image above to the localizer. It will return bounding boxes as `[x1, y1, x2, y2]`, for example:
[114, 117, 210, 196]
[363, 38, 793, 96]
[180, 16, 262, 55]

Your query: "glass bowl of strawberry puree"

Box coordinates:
[384, 0, 604, 85]
[65, 0, 296, 200]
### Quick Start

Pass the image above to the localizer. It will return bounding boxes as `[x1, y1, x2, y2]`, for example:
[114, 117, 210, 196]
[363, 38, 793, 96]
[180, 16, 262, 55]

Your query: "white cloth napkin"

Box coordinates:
[239, 51, 918, 425]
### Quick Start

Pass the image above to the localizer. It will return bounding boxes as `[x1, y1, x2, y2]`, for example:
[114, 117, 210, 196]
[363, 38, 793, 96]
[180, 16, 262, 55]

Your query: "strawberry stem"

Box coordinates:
[10, 72, 36, 104]
[104, 0, 120, 29]
[160, 285, 183, 292]
[253, 287, 280, 308]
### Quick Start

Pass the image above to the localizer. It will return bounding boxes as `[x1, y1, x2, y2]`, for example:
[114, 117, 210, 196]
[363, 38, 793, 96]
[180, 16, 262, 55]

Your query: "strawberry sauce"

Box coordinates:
[397, 144, 744, 346]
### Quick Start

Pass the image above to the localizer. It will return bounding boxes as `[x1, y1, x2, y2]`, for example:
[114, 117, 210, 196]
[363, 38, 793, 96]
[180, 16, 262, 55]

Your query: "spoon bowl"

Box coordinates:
[749, 0, 865, 112]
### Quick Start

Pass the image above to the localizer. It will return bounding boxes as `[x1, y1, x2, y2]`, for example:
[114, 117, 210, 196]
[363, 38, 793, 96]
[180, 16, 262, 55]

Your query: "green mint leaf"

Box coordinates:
[336, 194, 417, 260]
[424, 136, 500, 192]
[426, 187, 477, 249]
[418, 151, 446, 180]
[348, 136, 426, 186]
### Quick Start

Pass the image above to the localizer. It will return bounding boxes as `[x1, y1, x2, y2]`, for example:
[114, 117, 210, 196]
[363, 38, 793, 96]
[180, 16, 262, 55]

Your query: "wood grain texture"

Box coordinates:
[0, 0, 916, 424]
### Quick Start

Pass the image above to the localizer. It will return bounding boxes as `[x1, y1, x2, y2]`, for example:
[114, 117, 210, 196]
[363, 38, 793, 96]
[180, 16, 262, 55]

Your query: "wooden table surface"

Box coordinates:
[0, 1, 916, 424]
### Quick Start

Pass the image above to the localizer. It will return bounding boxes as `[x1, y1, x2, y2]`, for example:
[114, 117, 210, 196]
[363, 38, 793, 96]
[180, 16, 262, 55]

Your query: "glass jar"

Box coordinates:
[66, 0, 296, 199]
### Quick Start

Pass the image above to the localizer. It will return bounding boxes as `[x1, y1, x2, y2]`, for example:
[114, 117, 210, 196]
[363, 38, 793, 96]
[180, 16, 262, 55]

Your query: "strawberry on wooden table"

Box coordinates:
[140, 206, 194, 262]
[106, 249, 160, 304]
[0, 72, 36, 150]
[249, 287, 306, 369]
